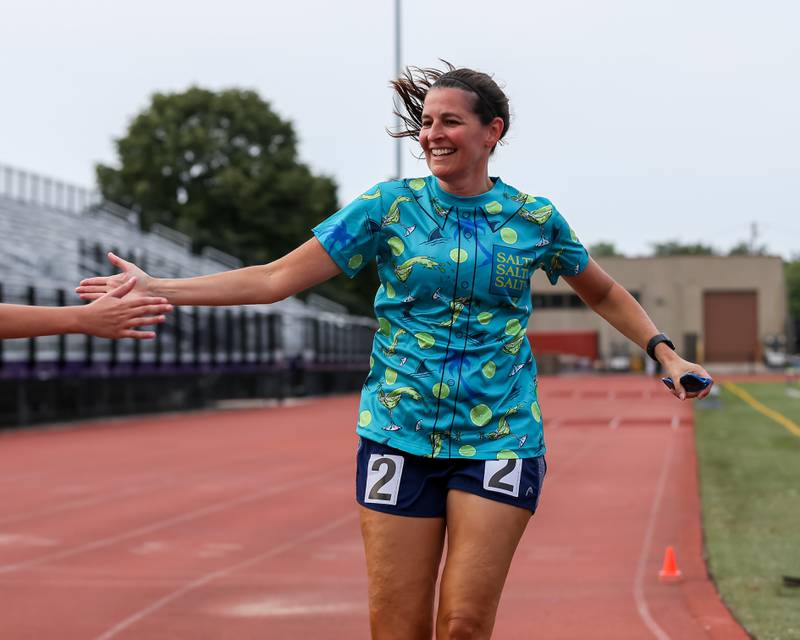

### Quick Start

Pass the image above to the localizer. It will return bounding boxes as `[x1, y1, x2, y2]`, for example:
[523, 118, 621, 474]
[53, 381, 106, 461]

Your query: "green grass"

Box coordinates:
[695, 382, 800, 640]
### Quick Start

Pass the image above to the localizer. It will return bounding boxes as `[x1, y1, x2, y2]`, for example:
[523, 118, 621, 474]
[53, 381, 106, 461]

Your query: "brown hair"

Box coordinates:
[389, 61, 511, 152]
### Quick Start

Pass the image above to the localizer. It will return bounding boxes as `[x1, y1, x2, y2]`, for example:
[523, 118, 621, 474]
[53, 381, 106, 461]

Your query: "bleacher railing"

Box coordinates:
[0, 162, 102, 214]
[0, 282, 376, 379]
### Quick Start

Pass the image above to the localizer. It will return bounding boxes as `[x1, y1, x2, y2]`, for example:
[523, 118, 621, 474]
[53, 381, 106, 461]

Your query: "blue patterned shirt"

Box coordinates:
[312, 176, 588, 460]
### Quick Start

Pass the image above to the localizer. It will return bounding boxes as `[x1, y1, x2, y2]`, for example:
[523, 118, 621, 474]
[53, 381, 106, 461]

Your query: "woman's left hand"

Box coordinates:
[661, 357, 713, 401]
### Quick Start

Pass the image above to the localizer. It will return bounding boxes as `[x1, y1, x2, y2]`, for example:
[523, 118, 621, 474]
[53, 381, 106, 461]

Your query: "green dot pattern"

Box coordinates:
[459, 445, 477, 457]
[501, 228, 518, 244]
[433, 383, 450, 399]
[415, 332, 435, 349]
[470, 404, 492, 427]
[388, 237, 404, 256]
[505, 319, 522, 335]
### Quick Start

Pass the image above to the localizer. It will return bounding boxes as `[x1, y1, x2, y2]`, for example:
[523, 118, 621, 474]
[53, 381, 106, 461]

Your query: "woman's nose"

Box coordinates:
[428, 120, 444, 138]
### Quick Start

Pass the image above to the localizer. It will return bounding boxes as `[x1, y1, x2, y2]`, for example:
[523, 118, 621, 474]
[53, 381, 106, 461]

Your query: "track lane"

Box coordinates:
[0, 380, 749, 639]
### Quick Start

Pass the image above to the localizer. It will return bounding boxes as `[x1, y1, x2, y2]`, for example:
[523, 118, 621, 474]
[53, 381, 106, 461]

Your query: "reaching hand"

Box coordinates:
[76, 252, 151, 301]
[80, 277, 172, 339]
[662, 357, 713, 401]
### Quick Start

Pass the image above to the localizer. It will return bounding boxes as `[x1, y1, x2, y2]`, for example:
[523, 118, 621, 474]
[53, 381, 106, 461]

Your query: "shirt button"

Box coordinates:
[464, 231, 472, 238]
[461, 281, 469, 288]
[461, 212, 470, 219]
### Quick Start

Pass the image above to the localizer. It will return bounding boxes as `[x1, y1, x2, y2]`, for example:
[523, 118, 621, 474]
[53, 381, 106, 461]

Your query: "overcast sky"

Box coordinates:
[2, 0, 798, 258]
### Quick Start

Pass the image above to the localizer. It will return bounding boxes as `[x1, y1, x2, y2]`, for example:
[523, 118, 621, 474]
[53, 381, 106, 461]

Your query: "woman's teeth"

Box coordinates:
[431, 148, 455, 156]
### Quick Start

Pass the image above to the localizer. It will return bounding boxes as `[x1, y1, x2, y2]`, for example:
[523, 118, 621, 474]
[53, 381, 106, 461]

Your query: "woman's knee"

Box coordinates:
[436, 609, 493, 640]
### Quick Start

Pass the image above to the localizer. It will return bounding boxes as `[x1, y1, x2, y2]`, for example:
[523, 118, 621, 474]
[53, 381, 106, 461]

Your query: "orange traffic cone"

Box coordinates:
[659, 546, 682, 581]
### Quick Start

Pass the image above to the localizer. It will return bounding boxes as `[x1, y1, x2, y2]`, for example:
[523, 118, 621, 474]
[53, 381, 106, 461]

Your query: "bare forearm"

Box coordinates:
[587, 284, 661, 351]
[0, 304, 82, 339]
[150, 265, 276, 306]
[589, 285, 682, 364]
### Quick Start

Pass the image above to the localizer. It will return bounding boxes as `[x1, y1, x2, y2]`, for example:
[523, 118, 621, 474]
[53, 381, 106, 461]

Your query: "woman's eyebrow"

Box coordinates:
[422, 111, 464, 119]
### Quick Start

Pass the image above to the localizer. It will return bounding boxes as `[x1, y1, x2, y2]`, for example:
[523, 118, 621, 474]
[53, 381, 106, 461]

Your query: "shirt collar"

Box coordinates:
[403, 176, 526, 232]
[428, 175, 507, 209]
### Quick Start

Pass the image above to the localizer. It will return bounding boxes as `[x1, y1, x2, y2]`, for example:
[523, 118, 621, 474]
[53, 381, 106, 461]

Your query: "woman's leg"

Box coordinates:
[359, 505, 446, 640]
[435, 490, 532, 640]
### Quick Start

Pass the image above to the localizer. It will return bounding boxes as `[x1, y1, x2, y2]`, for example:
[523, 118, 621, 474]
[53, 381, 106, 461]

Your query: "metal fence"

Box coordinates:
[0, 282, 375, 426]
[0, 163, 103, 215]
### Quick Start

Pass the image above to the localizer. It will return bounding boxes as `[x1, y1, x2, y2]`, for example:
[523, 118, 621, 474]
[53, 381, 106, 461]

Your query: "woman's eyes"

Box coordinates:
[421, 119, 461, 128]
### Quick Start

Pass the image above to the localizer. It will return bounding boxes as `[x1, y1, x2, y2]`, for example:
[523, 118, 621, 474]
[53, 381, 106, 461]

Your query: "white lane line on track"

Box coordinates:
[94, 512, 357, 640]
[632, 433, 675, 640]
[0, 465, 350, 575]
[0, 451, 290, 526]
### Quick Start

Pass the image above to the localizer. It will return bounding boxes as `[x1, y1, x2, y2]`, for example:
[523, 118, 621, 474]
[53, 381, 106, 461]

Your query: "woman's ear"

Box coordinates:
[487, 116, 505, 148]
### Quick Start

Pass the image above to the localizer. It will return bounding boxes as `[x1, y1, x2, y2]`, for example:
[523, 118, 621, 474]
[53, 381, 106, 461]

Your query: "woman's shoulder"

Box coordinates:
[354, 179, 414, 204]
[499, 181, 555, 208]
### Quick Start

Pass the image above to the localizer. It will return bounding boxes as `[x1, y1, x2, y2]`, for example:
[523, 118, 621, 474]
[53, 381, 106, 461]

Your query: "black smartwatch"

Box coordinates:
[646, 333, 675, 362]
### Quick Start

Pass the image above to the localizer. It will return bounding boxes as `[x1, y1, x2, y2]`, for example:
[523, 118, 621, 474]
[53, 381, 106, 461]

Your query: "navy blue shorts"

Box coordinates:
[355, 437, 547, 517]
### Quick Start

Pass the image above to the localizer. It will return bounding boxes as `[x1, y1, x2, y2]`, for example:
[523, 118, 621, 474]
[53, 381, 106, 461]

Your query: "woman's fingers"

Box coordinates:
[77, 284, 112, 294]
[78, 293, 105, 301]
[128, 298, 171, 309]
[126, 303, 173, 317]
[80, 276, 117, 286]
[126, 315, 167, 328]
[120, 329, 157, 340]
[107, 251, 130, 269]
[109, 277, 138, 298]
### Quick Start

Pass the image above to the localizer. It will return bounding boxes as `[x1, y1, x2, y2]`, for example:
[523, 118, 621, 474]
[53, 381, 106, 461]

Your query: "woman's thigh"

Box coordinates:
[436, 490, 532, 639]
[359, 505, 446, 640]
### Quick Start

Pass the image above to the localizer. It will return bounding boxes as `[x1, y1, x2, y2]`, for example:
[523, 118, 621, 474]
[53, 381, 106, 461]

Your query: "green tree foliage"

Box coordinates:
[651, 240, 716, 256]
[588, 241, 623, 257]
[785, 260, 800, 319]
[728, 241, 768, 256]
[96, 87, 377, 314]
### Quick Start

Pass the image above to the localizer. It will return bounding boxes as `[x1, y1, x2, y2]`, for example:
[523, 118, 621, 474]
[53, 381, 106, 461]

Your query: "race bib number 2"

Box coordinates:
[483, 459, 522, 497]
[364, 454, 405, 505]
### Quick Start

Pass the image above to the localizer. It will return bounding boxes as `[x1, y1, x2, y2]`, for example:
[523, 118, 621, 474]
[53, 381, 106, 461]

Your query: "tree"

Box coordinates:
[651, 241, 716, 256]
[589, 242, 623, 257]
[96, 87, 377, 314]
[786, 260, 800, 319]
[728, 241, 768, 256]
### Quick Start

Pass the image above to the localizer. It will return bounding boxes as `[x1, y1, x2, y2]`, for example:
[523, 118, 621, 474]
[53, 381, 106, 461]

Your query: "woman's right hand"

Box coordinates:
[79, 277, 172, 339]
[76, 252, 152, 301]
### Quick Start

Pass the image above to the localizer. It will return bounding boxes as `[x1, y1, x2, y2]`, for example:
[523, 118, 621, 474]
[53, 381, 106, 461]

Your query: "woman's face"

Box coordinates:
[419, 87, 502, 184]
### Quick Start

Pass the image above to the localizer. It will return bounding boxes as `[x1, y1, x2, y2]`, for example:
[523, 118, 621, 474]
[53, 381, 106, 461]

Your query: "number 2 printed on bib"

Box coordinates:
[364, 454, 405, 505]
[483, 459, 522, 497]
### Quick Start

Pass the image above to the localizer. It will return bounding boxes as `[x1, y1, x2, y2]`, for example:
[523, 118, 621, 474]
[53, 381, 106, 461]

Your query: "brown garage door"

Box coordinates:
[703, 291, 758, 362]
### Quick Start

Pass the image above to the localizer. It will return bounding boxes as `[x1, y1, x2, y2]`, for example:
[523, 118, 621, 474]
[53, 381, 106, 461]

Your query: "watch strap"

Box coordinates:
[646, 333, 675, 361]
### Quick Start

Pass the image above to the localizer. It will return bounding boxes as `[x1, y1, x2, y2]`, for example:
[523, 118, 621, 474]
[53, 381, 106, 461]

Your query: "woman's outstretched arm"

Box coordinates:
[76, 238, 342, 307]
[564, 258, 713, 401]
[0, 278, 171, 339]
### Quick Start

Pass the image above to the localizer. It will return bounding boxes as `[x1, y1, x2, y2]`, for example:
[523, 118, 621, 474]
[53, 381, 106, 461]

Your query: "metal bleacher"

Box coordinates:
[0, 162, 376, 377]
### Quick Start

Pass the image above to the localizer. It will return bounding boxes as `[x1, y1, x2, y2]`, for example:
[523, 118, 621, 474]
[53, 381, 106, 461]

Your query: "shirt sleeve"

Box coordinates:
[538, 200, 589, 285]
[312, 184, 384, 278]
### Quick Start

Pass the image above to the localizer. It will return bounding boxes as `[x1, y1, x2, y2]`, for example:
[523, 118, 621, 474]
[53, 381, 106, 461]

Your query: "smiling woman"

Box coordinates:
[75, 60, 711, 640]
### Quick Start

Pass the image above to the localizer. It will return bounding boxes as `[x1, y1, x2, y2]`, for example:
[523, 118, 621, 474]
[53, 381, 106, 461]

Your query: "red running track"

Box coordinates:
[0, 376, 748, 639]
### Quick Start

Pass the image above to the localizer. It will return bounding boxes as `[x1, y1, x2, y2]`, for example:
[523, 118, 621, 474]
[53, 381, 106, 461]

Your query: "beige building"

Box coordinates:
[527, 255, 787, 365]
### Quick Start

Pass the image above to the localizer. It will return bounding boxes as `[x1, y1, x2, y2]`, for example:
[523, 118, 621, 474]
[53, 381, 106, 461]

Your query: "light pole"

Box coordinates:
[394, 0, 402, 179]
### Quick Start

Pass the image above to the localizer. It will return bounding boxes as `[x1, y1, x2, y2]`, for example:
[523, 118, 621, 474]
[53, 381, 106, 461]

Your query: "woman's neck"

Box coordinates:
[435, 170, 494, 197]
